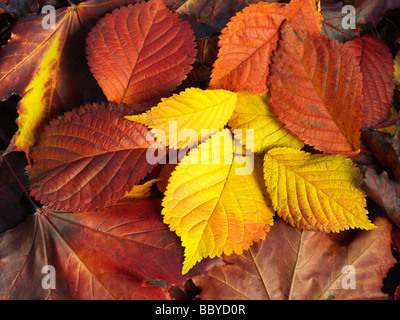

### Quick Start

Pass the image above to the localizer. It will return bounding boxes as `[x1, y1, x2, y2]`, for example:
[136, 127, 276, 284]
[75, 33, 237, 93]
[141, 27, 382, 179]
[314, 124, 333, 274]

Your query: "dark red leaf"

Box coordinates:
[28, 102, 157, 212]
[0, 198, 218, 299]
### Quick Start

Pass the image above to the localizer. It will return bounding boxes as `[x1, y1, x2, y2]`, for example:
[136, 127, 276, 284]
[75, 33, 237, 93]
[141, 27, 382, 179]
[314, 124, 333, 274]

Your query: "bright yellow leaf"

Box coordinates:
[263, 147, 376, 232]
[126, 88, 237, 149]
[16, 33, 62, 153]
[162, 129, 274, 274]
[228, 90, 304, 153]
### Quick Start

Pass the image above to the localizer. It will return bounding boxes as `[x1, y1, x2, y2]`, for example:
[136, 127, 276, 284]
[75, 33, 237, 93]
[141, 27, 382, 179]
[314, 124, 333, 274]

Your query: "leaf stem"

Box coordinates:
[0, 152, 38, 211]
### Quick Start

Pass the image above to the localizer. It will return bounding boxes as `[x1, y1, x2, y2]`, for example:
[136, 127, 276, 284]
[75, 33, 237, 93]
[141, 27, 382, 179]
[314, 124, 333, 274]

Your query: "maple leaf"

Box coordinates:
[86, 0, 196, 111]
[162, 129, 274, 274]
[209, 0, 322, 93]
[228, 90, 304, 153]
[0, 198, 218, 299]
[127, 88, 237, 150]
[193, 217, 396, 300]
[27, 102, 158, 212]
[263, 147, 376, 232]
[344, 35, 395, 127]
[268, 22, 363, 156]
[0, 0, 137, 154]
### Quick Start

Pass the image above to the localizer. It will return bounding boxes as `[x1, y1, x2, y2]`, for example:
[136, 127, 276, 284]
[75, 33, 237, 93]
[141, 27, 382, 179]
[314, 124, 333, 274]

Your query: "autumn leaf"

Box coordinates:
[209, 0, 322, 93]
[228, 90, 304, 153]
[0, 198, 218, 299]
[162, 129, 274, 274]
[269, 22, 363, 156]
[363, 167, 400, 228]
[86, 0, 196, 111]
[264, 147, 376, 232]
[27, 102, 158, 212]
[193, 217, 395, 300]
[127, 88, 237, 150]
[344, 35, 395, 127]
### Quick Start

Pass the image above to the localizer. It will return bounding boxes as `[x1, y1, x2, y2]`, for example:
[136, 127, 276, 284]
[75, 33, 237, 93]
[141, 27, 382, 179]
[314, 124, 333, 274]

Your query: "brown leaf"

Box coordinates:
[193, 217, 395, 299]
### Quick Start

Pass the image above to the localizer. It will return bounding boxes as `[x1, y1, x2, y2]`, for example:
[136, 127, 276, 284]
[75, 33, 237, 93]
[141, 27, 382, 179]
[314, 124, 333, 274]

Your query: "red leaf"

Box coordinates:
[269, 23, 363, 156]
[209, 0, 322, 94]
[0, 198, 217, 299]
[345, 35, 395, 127]
[28, 102, 157, 212]
[86, 0, 196, 111]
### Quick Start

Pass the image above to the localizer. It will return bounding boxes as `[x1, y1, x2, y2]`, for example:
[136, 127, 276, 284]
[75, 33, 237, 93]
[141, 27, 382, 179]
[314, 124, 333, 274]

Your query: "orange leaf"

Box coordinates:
[268, 23, 363, 156]
[209, 0, 322, 94]
[86, 0, 196, 111]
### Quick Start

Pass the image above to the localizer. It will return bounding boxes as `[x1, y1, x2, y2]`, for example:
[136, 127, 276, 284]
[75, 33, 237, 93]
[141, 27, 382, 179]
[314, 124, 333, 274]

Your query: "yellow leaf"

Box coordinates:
[162, 129, 274, 274]
[123, 179, 159, 199]
[16, 33, 62, 153]
[126, 88, 237, 149]
[263, 147, 376, 232]
[228, 90, 304, 153]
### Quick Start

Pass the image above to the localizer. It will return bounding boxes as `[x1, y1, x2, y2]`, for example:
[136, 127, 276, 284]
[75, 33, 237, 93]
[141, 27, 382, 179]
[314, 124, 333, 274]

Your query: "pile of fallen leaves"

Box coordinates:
[1, 0, 400, 300]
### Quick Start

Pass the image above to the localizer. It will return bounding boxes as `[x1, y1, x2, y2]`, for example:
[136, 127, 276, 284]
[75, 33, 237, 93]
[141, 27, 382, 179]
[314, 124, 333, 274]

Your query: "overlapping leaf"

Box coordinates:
[0, 0, 135, 154]
[209, 0, 322, 93]
[269, 22, 363, 156]
[263, 147, 376, 232]
[28, 103, 157, 212]
[193, 217, 395, 300]
[0, 198, 219, 299]
[127, 88, 237, 149]
[344, 35, 395, 127]
[86, 0, 196, 111]
[162, 129, 274, 274]
[228, 90, 304, 153]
